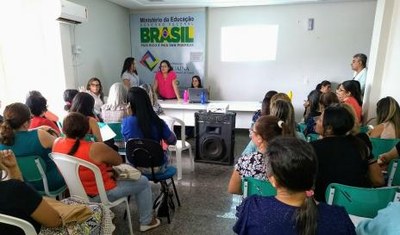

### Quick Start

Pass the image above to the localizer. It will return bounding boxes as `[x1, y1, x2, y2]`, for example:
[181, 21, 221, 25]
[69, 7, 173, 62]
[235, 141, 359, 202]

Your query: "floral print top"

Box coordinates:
[235, 151, 267, 180]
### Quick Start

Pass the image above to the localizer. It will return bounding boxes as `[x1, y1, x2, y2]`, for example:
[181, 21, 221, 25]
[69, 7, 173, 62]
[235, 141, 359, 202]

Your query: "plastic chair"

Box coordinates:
[0, 213, 37, 235]
[49, 152, 134, 235]
[387, 160, 400, 186]
[126, 138, 181, 223]
[106, 122, 126, 156]
[370, 138, 400, 159]
[242, 177, 276, 198]
[325, 183, 400, 218]
[16, 155, 66, 198]
[159, 115, 194, 180]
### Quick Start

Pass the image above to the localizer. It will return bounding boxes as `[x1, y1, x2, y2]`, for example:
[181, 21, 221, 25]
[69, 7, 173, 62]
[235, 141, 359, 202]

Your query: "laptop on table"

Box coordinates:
[188, 88, 209, 103]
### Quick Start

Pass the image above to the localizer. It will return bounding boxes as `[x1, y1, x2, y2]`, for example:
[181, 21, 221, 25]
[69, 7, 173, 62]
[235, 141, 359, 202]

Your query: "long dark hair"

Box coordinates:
[127, 87, 164, 139]
[159, 60, 173, 72]
[266, 137, 318, 235]
[376, 96, 400, 138]
[70, 92, 96, 118]
[191, 75, 203, 88]
[305, 90, 321, 120]
[62, 112, 90, 155]
[63, 89, 79, 111]
[261, 90, 278, 116]
[341, 80, 362, 106]
[121, 57, 137, 76]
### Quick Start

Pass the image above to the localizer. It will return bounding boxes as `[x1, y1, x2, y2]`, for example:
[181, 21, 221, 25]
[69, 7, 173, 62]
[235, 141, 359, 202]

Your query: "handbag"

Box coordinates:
[112, 163, 141, 180]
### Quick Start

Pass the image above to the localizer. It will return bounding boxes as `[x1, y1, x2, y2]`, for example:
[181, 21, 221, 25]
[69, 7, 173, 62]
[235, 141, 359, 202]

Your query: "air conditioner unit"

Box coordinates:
[57, 0, 88, 24]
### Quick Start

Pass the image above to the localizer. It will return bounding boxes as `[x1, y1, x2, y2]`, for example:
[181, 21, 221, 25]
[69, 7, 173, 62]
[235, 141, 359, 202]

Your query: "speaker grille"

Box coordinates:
[195, 111, 236, 165]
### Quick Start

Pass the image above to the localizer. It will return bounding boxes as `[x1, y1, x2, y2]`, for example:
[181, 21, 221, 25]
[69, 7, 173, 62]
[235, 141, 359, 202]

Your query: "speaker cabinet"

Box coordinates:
[195, 111, 236, 165]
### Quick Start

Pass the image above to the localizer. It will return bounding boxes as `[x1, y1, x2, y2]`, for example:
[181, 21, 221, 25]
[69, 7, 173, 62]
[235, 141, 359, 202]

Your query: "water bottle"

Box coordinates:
[183, 89, 189, 103]
[200, 91, 206, 104]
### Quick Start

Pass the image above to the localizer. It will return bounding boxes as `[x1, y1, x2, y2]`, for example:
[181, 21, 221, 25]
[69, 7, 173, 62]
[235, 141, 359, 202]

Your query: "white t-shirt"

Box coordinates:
[122, 71, 140, 87]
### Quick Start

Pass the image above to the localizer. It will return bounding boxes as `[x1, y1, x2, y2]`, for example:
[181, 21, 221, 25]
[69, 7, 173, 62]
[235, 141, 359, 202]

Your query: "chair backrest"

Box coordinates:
[325, 183, 400, 218]
[16, 156, 49, 192]
[388, 160, 400, 186]
[242, 177, 276, 198]
[159, 115, 187, 146]
[125, 138, 164, 176]
[370, 138, 400, 159]
[49, 152, 110, 204]
[0, 213, 38, 235]
[106, 122, 123, 141]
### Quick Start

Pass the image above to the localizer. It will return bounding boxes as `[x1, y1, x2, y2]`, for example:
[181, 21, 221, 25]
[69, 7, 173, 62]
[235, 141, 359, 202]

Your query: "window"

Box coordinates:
[221, 25, 279, 62]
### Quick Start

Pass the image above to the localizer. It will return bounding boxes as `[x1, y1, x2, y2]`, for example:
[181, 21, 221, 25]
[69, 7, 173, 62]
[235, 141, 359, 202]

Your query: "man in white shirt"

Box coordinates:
[351, 53, 367, 96]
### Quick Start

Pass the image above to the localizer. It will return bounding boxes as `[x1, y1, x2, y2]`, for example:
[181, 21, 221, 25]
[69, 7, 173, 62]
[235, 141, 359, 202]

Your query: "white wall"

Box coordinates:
[207, 1, 376, 121]
[65, 0, 131, 93]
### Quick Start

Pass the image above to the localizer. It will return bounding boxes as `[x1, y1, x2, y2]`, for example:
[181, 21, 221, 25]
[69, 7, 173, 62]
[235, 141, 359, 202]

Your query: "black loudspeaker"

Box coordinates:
[195, 111, 236, 165]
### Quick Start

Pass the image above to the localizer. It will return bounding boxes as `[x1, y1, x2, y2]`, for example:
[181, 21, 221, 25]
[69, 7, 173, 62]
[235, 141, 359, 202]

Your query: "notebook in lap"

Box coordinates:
[188, 88, 209, 103]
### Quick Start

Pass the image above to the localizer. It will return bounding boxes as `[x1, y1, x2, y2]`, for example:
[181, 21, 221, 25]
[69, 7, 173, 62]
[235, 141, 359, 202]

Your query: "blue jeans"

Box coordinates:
[91, 176, 153, 225]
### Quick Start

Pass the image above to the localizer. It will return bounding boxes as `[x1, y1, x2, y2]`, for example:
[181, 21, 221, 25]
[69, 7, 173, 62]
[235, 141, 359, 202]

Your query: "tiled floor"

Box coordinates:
[112, 129, 249, 235]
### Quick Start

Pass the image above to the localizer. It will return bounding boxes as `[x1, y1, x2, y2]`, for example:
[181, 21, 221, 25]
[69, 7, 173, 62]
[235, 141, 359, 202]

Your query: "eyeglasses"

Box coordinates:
[90, 83, 100, 87]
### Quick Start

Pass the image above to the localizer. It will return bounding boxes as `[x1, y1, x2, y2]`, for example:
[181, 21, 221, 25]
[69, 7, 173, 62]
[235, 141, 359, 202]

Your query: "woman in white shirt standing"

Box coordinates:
[121, 57, 140, 89]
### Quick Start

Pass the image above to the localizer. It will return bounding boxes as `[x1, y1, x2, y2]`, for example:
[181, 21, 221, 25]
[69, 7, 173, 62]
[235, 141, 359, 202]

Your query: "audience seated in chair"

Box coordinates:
[26, 93, 60, 136]
[0, 149, 104, 235]
[229, 116, 289, 195]
[233, 137, 356, 235]
[0, 103, 65, 193]
[122, 87, 176, 174]
[52, 112, 160, 232]
[27, 90, 59, 123]
[101, 82, 129, 123]
[368, 96, 400, 139]
[311, 104, 384, 202]
[356, 202, 400, 235]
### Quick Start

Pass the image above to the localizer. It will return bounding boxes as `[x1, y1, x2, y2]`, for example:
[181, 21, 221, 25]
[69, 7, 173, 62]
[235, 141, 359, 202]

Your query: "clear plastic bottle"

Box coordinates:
[183, 89, 189, 103]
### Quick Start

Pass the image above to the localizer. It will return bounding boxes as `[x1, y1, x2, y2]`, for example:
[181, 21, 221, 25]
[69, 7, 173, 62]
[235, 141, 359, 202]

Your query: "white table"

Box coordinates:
[158, 100, 261, 129]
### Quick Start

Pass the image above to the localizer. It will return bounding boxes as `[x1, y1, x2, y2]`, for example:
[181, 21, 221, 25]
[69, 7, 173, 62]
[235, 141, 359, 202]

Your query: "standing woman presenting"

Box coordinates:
[121, 57, 140, 89]
[153, 60, 180, 100]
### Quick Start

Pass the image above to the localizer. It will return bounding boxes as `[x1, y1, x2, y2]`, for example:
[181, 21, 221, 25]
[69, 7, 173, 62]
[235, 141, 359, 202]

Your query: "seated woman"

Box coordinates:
[228, 116, 289, 195]
[251, 90, 278, 127]
[303, 89, 321, 136]
[316, 80, 332, 93]
[101, 82, 129, 123]
[26, 93, 60, 136]
[311, 104, 384, 202]
[122, 87, 176, 173]
[191, 75, 203, 89]
[52, 112, 160, 232]
[336, 80, 363, 123]
[233, 137, 356, 235]
[84, 78, 105, 117]
[0, 149, 105, 235]
[0, 103, 65, 192]
[368, 96, 400, 139]
[27, 90, 59, 123]
[70, 92, 103, 142]
[62, 89, 79, 116]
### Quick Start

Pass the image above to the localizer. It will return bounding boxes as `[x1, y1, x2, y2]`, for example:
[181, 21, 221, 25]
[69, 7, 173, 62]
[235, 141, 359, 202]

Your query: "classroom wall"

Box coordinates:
[65, 0, 131, 92]
[207, 1, 376, 121]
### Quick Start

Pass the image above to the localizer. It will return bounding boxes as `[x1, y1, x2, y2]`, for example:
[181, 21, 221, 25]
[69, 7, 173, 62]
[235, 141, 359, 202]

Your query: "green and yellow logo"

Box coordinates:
[141, 26, 195, 43]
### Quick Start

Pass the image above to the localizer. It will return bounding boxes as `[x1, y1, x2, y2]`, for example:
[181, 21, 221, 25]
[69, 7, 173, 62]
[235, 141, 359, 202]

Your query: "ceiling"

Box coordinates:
[107, 0, 365, 10]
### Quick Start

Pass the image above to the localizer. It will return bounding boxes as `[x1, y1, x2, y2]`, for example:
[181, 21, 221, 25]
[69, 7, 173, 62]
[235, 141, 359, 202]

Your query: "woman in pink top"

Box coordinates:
[336, 80, 363, 123]
[153, 60, 180, 100]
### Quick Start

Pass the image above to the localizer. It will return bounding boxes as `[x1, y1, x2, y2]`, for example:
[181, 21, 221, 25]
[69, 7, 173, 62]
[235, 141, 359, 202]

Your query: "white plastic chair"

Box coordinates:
[0, 213, 38, 235]
[49, 152, 134, 235]
[159, 115, 194, 180]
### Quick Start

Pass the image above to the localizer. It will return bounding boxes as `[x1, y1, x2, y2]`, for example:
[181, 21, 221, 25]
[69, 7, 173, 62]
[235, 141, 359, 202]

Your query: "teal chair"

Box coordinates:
[16, 156, 67, 198]
[306, 133, 320, 142]
[106, 122, 125, 155]
[242, 177, 276, 198]
[359, 125, 370, 134]
[370, 138, 400, 159]
[325, 183, 400, 218]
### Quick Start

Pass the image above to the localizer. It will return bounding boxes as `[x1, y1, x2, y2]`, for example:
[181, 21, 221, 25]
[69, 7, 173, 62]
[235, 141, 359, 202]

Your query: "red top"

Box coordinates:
[52, 138, 116, 196]
[344, 96, 362, 123]
[30, 116, 60, 135]
[155, 70, 177, 99]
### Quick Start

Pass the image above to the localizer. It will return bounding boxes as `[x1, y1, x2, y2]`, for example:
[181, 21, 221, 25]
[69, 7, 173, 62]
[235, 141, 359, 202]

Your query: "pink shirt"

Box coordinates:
[155, 70, 177, 99]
